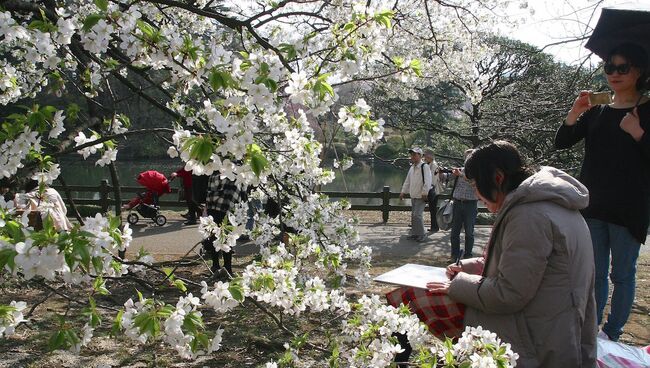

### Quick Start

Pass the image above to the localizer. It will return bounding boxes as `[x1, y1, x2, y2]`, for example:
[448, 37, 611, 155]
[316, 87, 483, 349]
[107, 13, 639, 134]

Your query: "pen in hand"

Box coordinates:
[455, 249, 464, 266]
[446, 249, 464, 280]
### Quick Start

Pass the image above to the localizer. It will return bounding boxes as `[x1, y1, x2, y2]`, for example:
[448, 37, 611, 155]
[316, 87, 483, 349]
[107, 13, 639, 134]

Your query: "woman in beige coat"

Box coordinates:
[427, 141, 597, 367]
[15, 180, 73, 232]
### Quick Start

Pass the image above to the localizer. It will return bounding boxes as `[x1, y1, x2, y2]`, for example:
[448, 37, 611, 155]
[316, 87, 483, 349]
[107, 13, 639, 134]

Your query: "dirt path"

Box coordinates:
[129, 210, 650, 257]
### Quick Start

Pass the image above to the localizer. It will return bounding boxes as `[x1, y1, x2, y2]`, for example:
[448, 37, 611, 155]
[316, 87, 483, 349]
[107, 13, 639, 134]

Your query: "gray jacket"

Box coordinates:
[448, 167, 597, 368]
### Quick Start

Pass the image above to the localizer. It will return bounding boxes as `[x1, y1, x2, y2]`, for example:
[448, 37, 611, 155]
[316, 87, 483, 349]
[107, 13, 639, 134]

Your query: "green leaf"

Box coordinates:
[373, 10, 395, 28]
[278, 43, 297, 60]
[409, 59, 423, 77]
[0, 248, 18, 272]
[104, 58, 120, 70]
[136, 20, 155, 39]
[28, 20, 57, 33]
[209, 70, 225, 91]
[111, 310, 124, 336]
[173, 279, 187, 292]
[82, 14, 104, 32]
[312, 74, 334, 100]
[259, 62, 270, 76]
[182, 311, 204, 334]
[445, 350, 454, 364]
[93, 276, 109, 295]
[249, 153, 267, 177]
[187, 136, 214, 164]
[94, 0, 108, 12]
[262, 78, 278, 92]
[328, 341, 340, 368]
[194, 332, 210, 351]
[27, 111, 46, 129]
[109, 215, 121, 229]
[3, 221, 24, 242]
[228, 283, 244, 303]
[40, 105, 57, 119]
[163, 267, 174, 278]
[73, 238, 91, 269]
[48, 330, 67, 351]
[92, 256, 103, 274]
[66, 104, 80, 122]
[209, 70, 237, 90]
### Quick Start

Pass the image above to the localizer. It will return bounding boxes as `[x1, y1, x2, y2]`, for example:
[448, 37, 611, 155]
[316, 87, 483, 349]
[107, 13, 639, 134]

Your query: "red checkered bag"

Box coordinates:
[386, 286, 465, 339]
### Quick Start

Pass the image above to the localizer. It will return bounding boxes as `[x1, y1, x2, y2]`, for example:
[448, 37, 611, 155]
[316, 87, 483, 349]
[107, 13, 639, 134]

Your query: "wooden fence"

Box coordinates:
[54, 180, 486, 222]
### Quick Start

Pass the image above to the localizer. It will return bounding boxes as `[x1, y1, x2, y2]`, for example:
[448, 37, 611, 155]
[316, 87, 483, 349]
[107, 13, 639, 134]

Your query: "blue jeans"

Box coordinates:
[450, 200, 478, 259]
[586, 218, 641, 341]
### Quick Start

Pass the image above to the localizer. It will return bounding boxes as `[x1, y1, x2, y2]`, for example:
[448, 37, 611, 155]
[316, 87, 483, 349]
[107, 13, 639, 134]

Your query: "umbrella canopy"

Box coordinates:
[585, 3, 650, 60]
[136, 170, 171, 195]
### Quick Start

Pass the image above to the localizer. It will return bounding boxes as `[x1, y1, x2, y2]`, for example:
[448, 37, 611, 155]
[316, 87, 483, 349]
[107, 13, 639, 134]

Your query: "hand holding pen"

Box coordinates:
[445, 249, 464, 280]
[427, 250, 463, 294]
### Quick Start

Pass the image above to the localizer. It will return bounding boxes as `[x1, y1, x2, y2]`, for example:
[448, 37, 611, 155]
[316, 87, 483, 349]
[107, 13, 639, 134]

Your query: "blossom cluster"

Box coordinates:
[0, 211, 132, 285]
[119, 293, 223, 359]
[0, 301, 27, 338]
[445, 326, 519, 367]
[197, 214, 246, 253]
[337, 99, 385, 153]
[338, 295, 431, 367]
[0, 127, 41, 179]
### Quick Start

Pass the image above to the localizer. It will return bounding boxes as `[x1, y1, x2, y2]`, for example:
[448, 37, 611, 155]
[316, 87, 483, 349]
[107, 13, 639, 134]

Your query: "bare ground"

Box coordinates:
[0, 210, 647, 367]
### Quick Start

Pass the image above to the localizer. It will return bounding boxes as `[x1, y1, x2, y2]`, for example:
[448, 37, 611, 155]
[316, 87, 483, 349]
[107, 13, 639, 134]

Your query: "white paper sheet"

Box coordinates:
[373, 263, 448, 289]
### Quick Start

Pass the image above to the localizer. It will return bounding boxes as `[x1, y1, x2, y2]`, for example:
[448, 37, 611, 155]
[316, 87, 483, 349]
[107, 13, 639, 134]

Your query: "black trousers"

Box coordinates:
[203, 209, 233, 273]
[427, 188, 440, 231]
[184, 185, 201, 221]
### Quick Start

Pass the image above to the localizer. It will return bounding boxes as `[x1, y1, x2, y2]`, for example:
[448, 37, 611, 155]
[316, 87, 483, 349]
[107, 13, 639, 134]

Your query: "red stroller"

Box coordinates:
[124, 170, 171, 226]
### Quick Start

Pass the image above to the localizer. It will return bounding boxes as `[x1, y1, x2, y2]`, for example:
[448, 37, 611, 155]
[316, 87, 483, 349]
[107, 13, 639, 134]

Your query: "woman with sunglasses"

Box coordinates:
[555, 42, 650, 342]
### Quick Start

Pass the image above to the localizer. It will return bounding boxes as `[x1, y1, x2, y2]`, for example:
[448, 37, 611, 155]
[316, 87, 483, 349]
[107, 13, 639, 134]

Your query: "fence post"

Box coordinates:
[381, 186, 390, 223]
[99, 179, 110, 213]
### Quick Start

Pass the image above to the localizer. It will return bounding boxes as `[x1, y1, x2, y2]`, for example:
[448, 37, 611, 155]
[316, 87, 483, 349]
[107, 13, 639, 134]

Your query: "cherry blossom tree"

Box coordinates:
[0, 0, 524, 366]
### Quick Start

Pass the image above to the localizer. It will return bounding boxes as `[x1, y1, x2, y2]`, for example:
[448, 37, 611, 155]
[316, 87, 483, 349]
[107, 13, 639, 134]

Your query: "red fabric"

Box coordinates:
[125, 191, 154, 209]
[386, 287, 465, 340]
[136, 170, 171, 195]
[174, 168, 193, 188]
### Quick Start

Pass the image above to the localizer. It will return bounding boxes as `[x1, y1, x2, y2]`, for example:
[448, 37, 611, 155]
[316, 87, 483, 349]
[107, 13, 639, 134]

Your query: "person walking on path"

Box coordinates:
[203, 172, 246, 276]
[170, 168, 201, 225]
[554, 43, 650, 342]
[424, 150, 444, 232]
[449, 149, 478, 260]
[399, 147, 431, 242]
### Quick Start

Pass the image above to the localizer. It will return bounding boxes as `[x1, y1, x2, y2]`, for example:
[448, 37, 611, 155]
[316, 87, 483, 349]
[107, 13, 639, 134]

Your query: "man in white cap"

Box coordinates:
[400, 147, 432, 242]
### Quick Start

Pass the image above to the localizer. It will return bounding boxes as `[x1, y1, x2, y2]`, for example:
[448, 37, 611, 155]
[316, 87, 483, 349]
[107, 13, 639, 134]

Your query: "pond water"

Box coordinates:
[59, 159, 410, 204]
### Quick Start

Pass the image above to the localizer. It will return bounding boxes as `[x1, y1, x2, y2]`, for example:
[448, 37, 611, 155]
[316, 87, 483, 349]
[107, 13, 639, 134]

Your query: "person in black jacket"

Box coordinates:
[554, 42, 650, 342]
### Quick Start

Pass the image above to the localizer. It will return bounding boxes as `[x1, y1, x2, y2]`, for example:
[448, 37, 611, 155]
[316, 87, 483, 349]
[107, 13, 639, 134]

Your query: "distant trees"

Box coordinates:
[366, 36, 599, 169]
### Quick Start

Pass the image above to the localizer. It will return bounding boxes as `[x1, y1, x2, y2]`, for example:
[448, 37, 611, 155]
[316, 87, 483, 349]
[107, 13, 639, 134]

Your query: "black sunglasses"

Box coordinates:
[604, 63, 631, 75]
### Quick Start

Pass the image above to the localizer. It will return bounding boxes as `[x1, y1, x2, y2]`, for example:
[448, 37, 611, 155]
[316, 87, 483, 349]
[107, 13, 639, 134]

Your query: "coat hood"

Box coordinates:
[502, 166, 589, 212]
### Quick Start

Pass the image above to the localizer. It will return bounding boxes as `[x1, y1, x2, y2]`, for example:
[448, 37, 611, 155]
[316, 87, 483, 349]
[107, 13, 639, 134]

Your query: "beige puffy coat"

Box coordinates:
[448, 167, 597, 368]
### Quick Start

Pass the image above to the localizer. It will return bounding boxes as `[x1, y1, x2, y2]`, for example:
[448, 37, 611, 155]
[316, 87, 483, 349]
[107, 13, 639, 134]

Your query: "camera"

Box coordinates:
[435, 167, 453, 175]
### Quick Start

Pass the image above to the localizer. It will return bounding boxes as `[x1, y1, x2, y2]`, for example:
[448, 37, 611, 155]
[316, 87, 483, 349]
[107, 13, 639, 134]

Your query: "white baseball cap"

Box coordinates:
[408, 147, 423, 155]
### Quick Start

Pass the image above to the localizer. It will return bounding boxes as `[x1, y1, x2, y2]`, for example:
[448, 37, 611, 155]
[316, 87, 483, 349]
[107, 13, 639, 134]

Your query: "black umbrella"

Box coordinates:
[585, 3, 650, 60]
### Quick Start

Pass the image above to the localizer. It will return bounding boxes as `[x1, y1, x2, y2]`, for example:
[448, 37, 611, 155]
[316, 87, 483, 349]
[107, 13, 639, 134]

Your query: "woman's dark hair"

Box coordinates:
[464, 141, 535, 202]
[607, 43, 649, 92]
[23, 179, 39, 193]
